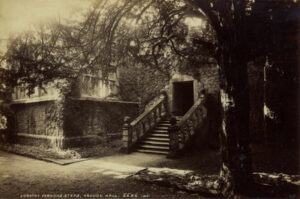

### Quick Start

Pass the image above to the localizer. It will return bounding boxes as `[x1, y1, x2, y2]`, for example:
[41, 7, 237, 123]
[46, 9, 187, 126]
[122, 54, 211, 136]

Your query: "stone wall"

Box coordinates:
[117, 65, 170, 105]
[9, 99, 139, 148]
[11, 100, 63, 136]
[63, 99, 140, 147]
[198, 64, 220, 94]
[10, 100, 63, 147]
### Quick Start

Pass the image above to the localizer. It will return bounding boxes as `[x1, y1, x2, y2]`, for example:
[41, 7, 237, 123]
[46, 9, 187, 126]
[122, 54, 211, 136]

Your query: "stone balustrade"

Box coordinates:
[168, 96, 207, 157]
[122, 93, 168, 153]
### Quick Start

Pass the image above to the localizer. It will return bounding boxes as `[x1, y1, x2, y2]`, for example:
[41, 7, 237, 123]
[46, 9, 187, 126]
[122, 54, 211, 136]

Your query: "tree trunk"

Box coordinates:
[218, 43, 253, 197]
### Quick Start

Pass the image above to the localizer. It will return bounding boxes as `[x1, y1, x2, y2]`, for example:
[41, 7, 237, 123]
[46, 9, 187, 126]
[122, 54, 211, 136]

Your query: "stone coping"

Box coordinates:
[9, 96, 140, 105]
[10, 97, 59, 104]
[70, 96, 140, 104]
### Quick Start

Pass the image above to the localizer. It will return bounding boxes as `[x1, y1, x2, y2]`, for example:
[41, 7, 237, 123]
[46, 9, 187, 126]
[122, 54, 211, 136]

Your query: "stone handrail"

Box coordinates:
[122, 93, 168, 153]
[168, 96, 207, 157]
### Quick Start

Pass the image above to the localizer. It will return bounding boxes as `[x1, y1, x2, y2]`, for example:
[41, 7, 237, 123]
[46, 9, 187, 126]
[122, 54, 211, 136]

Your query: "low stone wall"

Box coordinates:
[63, 99, 139, 137]
[9, 100, 63, 148]
[8, 99, 139, 149]
[11, 100, 63, 137]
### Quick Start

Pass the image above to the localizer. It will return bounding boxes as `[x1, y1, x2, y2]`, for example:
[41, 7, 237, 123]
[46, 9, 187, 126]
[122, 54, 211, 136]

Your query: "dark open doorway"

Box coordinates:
[172, 81, 194, 116]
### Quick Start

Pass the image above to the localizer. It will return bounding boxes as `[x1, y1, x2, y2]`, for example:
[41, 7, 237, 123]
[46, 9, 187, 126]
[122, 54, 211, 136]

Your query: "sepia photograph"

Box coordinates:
[0, 0, 299, 198]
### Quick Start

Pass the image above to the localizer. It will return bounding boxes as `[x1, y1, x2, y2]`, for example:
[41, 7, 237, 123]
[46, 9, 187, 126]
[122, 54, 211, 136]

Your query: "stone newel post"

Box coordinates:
[122, 116, 132, 153]
[168, 117, 179, 158]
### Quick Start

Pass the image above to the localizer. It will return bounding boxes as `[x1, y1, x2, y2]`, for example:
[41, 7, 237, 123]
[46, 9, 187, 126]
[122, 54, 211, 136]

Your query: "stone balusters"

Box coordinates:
[168, 117, 179, 158]
[168, 97, 207, 157]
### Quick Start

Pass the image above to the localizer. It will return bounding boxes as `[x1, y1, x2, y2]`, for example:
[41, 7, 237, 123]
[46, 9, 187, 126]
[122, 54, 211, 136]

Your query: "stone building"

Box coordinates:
[9, 70, 140, 149]
[7, 61, 221, 152]
[118, 62, 221, 155]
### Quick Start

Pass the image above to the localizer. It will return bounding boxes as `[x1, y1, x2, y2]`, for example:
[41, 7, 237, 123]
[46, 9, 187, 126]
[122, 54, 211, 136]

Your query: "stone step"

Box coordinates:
[145, 137, 170, 142]
[142, 140, 170, 146]
[157, 123, 171, 126]
[134, 118, 173, 155]
[152, 129, 168, 134]
[159, 121, 171, 124]
[156, 124, 171, 128]
[139, 144, 169, 150]
[136, 149, 169, 155]
[149, 133, 169, 138]
[155, 126, 169, 130]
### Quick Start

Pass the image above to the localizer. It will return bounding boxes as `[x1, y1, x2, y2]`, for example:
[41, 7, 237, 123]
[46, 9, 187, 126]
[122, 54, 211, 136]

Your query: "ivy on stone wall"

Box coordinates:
[63, 99, 139, 138]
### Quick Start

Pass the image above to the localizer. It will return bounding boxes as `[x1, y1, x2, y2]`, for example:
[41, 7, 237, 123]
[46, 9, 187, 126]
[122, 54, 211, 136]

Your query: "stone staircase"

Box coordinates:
[135, 119, 171, 155]
[122, 93, 207, 157]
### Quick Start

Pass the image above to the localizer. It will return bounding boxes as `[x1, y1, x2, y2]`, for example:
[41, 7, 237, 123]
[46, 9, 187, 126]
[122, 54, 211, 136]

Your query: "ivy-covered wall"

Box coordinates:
[11, 100, 63, 137]
[63, 99, 139, 138]
[9, 100, 63, 147]
[9, 99, 139, 148]
[117, 65, 170, 106]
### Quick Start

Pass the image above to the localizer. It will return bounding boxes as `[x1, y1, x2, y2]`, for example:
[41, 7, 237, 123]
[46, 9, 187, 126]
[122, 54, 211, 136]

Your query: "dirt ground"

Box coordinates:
[1, 143, 298, 199]
[0, 150, 220, 199]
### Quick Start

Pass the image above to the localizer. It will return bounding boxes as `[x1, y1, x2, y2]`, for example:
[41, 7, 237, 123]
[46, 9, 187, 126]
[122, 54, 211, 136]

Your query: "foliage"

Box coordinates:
[114, 0, 217, 103]
[0, 0, 216, 104]
[0, 0, 135, 95]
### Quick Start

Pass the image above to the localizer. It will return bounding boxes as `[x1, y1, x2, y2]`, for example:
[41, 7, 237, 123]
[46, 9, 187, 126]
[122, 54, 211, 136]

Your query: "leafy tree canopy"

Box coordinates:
[0, 0, 217, 98]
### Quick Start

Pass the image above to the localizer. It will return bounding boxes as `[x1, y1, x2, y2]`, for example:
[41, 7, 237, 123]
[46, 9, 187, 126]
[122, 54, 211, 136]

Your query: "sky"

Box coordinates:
[0, 0, 93, 53]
